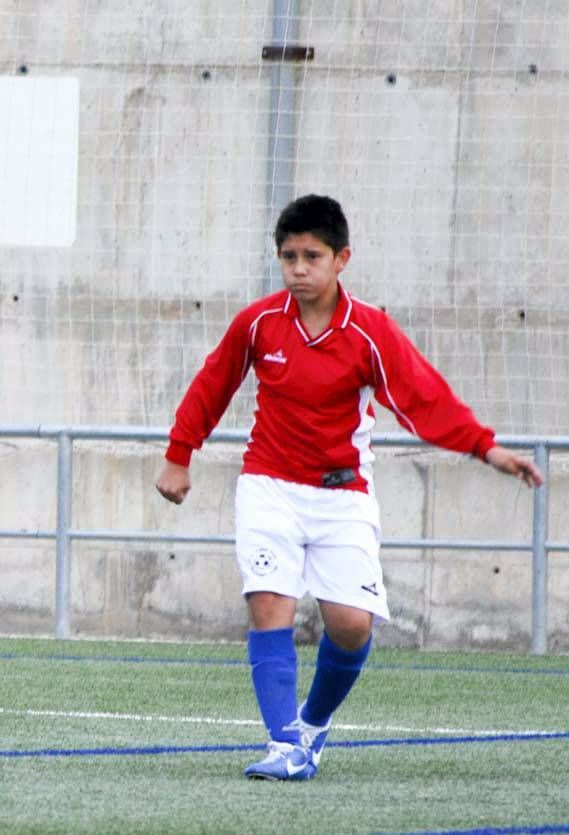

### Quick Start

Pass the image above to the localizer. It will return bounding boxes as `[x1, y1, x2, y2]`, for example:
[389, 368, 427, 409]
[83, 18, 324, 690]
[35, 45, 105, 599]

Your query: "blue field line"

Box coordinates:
[366, 663, 569, 678]
[2, 652, 569, 677]
[375, 826, 569, 835]
[0, 653, 247, 667]
[1, 729, 568, 760]
[0, 741, 266, 759]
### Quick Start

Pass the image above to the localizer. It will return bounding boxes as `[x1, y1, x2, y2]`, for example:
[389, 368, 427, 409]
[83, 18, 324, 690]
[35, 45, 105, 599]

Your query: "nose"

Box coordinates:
[293, 257, 307, 275]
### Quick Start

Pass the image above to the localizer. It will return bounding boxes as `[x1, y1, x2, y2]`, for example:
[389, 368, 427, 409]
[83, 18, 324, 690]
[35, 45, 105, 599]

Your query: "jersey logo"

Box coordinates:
[361, 581, 379, 596]
[262, 349, 287, 364]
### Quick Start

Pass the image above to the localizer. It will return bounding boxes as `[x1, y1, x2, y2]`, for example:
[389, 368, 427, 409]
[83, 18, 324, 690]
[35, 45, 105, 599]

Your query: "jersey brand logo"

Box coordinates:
[361, 581, 379, 596]
[263, 349, 287, 364]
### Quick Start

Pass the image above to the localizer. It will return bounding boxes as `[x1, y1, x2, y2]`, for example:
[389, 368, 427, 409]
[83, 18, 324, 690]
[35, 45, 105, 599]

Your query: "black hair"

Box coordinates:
[274, 194, 350, 253]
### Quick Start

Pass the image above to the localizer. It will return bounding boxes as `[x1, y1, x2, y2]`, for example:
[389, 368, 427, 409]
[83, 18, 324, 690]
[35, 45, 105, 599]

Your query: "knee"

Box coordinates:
[325, 614, 372, 652]
[247, 591, 296, 631]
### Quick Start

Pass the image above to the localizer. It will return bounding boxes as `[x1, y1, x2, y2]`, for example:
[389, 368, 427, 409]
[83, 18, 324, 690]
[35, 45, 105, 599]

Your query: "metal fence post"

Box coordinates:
[263, 0, 299, 294]
[55, 431, 73, 639]
[531, 443, 549, 655]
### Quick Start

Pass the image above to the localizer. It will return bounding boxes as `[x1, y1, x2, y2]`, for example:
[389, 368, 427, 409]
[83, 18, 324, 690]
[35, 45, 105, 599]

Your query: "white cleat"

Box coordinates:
[244, 740, 316, 781]
[286, 702, 332, 768]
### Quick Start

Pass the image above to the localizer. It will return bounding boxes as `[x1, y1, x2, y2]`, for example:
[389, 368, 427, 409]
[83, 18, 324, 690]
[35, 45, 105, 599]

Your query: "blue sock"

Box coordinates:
[247, 628, 299, 744]
[302, 631, 372, 726]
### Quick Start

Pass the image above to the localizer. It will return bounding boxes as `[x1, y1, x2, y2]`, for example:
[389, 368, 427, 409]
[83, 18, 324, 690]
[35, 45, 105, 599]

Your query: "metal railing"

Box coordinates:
[1, 425, 568, 653]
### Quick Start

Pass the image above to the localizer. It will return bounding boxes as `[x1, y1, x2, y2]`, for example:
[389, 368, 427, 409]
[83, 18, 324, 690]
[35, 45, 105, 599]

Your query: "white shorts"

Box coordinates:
[235, 474, 390, 622]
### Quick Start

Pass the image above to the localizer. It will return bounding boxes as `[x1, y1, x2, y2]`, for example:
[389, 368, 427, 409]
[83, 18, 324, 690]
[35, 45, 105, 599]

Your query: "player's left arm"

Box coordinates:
[485, 445, 543, 487]
[372, 312, 544, 487]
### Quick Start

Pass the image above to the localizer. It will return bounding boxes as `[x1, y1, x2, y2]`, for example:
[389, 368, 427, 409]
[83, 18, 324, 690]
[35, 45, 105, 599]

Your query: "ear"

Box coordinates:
[335, 246, 351, 273]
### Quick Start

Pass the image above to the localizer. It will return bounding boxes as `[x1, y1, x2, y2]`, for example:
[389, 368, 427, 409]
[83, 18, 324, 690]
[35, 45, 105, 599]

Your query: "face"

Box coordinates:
[278, 233, 351, 307]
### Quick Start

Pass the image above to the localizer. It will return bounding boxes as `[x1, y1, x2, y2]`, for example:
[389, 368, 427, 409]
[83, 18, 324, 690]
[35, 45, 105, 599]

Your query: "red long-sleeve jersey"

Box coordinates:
[166, 283, 496, 494]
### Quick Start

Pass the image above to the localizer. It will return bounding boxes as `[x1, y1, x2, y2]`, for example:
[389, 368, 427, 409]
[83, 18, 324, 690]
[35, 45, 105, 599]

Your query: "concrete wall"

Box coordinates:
[0, 2, 568, 647]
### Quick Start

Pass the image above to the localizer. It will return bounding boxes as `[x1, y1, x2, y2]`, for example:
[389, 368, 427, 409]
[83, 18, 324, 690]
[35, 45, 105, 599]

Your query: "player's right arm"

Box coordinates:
[155, 306, 254, 504]
[155, 460, 191, 505]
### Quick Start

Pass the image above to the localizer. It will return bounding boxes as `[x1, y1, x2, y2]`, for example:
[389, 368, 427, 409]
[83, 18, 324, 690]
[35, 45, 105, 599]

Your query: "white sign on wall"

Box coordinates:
[0, 76, 79, 247]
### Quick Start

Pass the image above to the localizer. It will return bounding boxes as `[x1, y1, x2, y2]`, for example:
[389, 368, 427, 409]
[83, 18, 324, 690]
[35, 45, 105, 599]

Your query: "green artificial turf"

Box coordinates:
[1, 638, 568, 834]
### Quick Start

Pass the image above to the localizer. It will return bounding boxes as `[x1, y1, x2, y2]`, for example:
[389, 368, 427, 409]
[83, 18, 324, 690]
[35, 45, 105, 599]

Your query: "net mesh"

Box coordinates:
[1, 0, 568, 435]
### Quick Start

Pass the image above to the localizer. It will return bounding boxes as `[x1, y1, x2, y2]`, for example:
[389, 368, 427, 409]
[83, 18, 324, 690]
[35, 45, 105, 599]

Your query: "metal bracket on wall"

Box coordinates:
[262, 45, 314, 61]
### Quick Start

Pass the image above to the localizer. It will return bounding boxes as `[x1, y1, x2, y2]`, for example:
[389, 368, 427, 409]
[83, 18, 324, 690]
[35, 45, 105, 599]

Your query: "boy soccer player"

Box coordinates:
[156, 194, 543, 781]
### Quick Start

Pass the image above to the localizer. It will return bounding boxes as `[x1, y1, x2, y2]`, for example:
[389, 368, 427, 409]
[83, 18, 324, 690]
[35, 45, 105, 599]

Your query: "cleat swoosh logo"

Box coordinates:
[286, 759, 308, 776]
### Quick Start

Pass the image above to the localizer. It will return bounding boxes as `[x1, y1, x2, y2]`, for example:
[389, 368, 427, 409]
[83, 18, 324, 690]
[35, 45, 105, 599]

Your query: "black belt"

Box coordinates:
[321, 468, 357, 488]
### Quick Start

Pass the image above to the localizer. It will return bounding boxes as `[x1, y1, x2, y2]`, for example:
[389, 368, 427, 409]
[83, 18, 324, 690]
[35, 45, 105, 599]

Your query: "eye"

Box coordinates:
[280, 251, 295, 262]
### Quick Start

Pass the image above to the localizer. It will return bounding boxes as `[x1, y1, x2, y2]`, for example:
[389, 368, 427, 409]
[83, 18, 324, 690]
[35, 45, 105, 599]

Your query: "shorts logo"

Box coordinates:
[250, 548, 278, 576]
[361, 581, 379, 596]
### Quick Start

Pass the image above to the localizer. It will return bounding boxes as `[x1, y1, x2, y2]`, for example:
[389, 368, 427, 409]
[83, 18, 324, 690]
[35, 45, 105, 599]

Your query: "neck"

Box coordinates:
[297, 284, 340, 320]
[296, 285, 340, 339]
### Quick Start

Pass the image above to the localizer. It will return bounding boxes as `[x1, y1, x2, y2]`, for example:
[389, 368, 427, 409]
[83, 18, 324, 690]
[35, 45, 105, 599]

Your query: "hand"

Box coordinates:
[485, 445, 544, 488]
[155, 460, 191, 504]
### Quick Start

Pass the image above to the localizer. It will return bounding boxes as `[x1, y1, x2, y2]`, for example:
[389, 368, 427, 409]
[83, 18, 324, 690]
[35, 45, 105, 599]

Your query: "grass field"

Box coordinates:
[1, 637, 568, 835]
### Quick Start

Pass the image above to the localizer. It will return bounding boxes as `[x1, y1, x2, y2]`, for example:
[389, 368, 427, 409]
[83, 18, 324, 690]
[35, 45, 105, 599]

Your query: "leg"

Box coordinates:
[319, 600, 373, 652]
[245, 591, 315, 780]
[293, 601, 372, 771]
[246, 591, 299, 745]
[301, 513, 386, 731]
[235, 476, 307, 744]
[302, 601, 372, 726]
[247, 590, 296, 631]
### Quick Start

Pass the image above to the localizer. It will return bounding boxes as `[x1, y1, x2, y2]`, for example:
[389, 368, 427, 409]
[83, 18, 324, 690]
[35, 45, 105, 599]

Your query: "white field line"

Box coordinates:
[0, 707, 553, 738]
